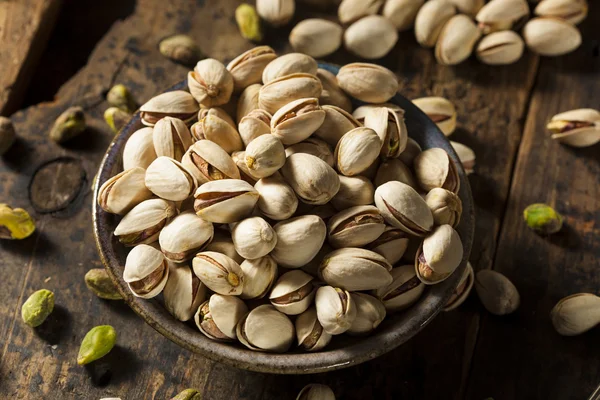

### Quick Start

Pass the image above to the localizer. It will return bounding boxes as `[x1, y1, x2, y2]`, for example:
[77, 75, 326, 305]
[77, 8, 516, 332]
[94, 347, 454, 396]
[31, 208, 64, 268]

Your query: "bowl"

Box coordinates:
[93, 62, 474, 375]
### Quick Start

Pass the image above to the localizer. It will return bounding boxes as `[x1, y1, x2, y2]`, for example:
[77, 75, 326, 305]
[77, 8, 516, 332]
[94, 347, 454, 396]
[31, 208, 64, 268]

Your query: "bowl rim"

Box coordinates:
[92, 62, 475, 375]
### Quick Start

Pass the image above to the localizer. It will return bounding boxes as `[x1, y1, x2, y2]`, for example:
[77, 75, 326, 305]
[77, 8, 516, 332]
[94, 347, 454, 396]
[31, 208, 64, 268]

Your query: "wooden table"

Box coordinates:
[1, 1, 599, 399]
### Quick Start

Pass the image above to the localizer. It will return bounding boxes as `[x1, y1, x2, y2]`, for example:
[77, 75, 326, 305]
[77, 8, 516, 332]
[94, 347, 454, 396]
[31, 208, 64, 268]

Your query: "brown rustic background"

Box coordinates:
[1, 0, 599, 399]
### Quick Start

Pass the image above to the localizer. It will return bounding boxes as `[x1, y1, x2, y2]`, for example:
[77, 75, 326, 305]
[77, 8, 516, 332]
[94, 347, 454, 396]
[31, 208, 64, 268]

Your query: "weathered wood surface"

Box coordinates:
[0, 0, 598, 399]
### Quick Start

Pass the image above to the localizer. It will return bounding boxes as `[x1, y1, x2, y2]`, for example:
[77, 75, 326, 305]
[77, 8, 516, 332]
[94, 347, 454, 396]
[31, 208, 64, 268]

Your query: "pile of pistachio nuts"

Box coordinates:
[98, 47, 466, 354]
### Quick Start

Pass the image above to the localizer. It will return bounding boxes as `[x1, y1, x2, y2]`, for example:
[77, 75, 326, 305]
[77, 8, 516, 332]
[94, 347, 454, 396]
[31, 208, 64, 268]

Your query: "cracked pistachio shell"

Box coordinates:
[338, 0, 384, 24]
[435, 15, 481, 66]
[188, 59, 234, 107]
[290, 19, 343, 58]
[314, 105, 362, 147]
[158, 34, 201, 65]
[415, 0, 456, 48]
[399, 137, 422, 167]
[227, 46, 277, 92]
[416, 224, 463, 285]
[139, 90, 198, 126]
[353, 103, 403, 124]
[153, 117, 194, 161]
[21, 289, 54, 327]
[245, 134, 286, 179]
[181, 140, 240, 184]
[271, 215, 327, 268]
[414, 148, 460, 193]
[238, 109, 272, 147]
[270, 270, 316, 315]
[444, 261, 474, 311]
[475, 270, 520, 315]
[297, 384, 336, 400]
[271, 98, 326, 145]
[344, 15, 398, 59]
[534, 0, 588, 25]
[114, 199, 177, 246]
[240, 256, 278, 299]
[295, 307, 332, 352]
[374, 264, 425, 312]
[375, 159, 417, 189]
[123, 127, 157, 170]
[315, 286, 357, 335]
[163, 264, 207, 321]
[159, 211, 214, 262]
[364, 107, 408, 158]
[448, 0, 484, 16]
[331, 175, 374, 211]
[281, 154, 340, 205]
[337, 63, 398, 104]
[285, 138, 335, 167]
[317, 69, 352, 113]
[232, 151, 258, 185]
[383, 0, 425, 31]
[547, 108, 600, 147]
[262, 53, 318, 84]
[256, 0, 295, 26]
[254, 172, 299, 220]
[192, 251, 244, 295]
[425, 188, 463, 227]
[366, 226, 410, 265]
[145, 157, 197, 201]
[450, 141, 476, 174]
[551, 293, 600, 336]
[374, 181, 434, 236]
[236, 4, 263, 42]
[123, 244, 169, 298]
[231, 216, 277, 259]
[191, 113, 243, 154]
[195, 294, 248, 341]
[84, 269, 122, 300]
[523, 17, 582, 56]
[320, 248, 393, 291]
[193, 179, 259, 223]
[476, 0, 530, 34]
[259, 73, 323, 115]
[327, 205, 386, 248]
[204, 230, 244, 264]
[98, 167, 153, 215]
[0, 117, 15, 155]
[236, 304, 295, 352]
[237, 83, 262, 123]
[348, 293, 386, 335]
[476, 30, 524, 65]
[335, 127, 381, 177]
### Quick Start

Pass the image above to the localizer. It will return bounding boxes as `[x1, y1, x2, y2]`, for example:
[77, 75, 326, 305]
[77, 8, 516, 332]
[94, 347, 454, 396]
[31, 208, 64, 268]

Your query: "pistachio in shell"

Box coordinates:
[474, 269, 520, 315]
[415, 224, 463, 285]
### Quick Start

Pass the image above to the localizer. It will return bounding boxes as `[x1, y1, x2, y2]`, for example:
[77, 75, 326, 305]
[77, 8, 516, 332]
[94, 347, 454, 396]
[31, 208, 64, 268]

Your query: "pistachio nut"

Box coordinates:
[476, 0, 530, 34]
[281, 153, 340, 205]
[84, 268, 122, 300]
[374, 159, 417, 189]
[425, 188, 463, 227]
[237, 83, 262, 123]
[289, 19, 343, 58]
[320, 248, 393, 291]
[316, 69, 353, 113]
[123, 244, 169, 299]
[435, 15, 481, 66]
[475, 269, 520, 315]
[522, 17, 582, 56]
[139, 90, 199, 126]
[337, 63, 398, 104]
[145, 157, 196, 201]
[158, 34, 201, 65]
[163, 264, 207, 321]
[259, 73, 323, 116]
[192, 251, 244, 295]
[104, 107, 131, 133]
[523, 203, 563, 234]
[447, 0, 484, 16]
[363, 107, 408, 159]
[227, 46, 276, 92]
[236, 304, 295, 352]
[383, 0, 425, 31]
[295, 307, 332, 352]
[194, 179, 259, 223]
[188, 59, 234, 107]
[374, 264, 425, 312]
[352, 103, 403, 124]
[159, 211, 214, 262]
[314, 105, 361, 147]
[0, 204, 36, 240]
[450, 141, 475, 174]
[398, 138, 422, 168]
[235, 4, 264, 42]
[335, 127, 381, 176]
[344, 15, 399, 59]
[444, 261, 474, 311]
[348, 293, 386, 335]
[338, 0, 384, 24]
[547, 108, 600, 147]
[476, 30, 525, 65]
[49, 106, 86, 143]
[0, 116, 16, 155]
[366, 226, 410, 265]
[181, 140, 241, 184]
[256, 0, 295, 27]
[123, 127, 157, 170]
[114, 199, 177, 246]
[270, 270, 316, 315]
[238, 109, 272, 147]
[254, 172, 299, 220]
[297, 384, 336, 400]
[416, 224, 464, 285]
[414, 0, 456, 48]
[21, 289, 54, 327]
[153, 117, 193, 160]
[534, 0, 588, 25]
[327, 206, 386, 248]
[271, 98, 326, 145]
[77, 325, 117, 365]
[106, 84, 136, 113]
[374, 181, 434, 236]
[231, 216, 277, 259]
[285, 138, 335, 167]
[550, 293, 600, 336]
[245, 134, 286, 178]
[331, 175, 375, 211]
[232, 151, 258, 185]
[315, 285, 357, 335]
[191, 112, 243, 154]
[195, 293, 248, 341]
[98, 167, 152, 215]
[271, 215, 327, 268]
[262, 53, 318, 84]
[414, 148, 460, 193]
[204, 230, 244, 264]
[240, 256, 278, 299]
[171, 389, 202, 400]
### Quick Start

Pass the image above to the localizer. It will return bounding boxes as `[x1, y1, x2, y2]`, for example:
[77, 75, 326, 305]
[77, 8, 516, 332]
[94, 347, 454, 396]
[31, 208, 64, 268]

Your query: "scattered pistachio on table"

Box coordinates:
[547, 108, 600, 148]
[49, 106, 86, 143]
[523, 203, 563, 235]
[534, 0, 588, 25]
[412, 97, 457, 137]
[85, 269, 123, 300]
[522, 17, 582, 56]
[475, 270, 520, 315]
[21, 289, 54, 327]
[104, 107, 132, 133]
[171, 388, 202, 400]
[0, 204, 36, 240]
[256, 0, 295, 27]
[289, 19, 343, 58]
[159, 34, 202, 66]
[235, 4, 263, 42]
[77, 325, 117, 365]
[297, 383, 336, 400]
[0, 116, 16, 155]
[551, 293, 600, 336]
[106, 84, 136, 113]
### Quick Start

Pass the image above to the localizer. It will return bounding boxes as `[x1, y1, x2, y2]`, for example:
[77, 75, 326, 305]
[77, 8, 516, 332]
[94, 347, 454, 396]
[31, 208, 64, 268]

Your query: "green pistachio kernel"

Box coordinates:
[235, 4, 263, 42]
[49, 106, 86, 143]
[523, 203, 563, 235]
[84, 269, 123, 300]
[77, 325, 117, 365]
[171, 388, 202, 400]
[0, 203, 36, 240]
[106, 84, 137, 113]
[104, 107, 131, 134]
[21, 289, 54, 327]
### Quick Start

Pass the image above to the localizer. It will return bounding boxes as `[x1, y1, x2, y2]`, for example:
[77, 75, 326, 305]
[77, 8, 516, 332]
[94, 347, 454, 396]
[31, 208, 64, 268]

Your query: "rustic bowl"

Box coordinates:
[93, 62, 474, 375]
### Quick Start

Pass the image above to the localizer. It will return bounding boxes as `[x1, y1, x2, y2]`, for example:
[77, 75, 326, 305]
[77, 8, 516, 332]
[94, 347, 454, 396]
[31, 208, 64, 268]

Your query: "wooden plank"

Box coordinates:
[465, 10, 600, 400]
[0, 0, 63, 116]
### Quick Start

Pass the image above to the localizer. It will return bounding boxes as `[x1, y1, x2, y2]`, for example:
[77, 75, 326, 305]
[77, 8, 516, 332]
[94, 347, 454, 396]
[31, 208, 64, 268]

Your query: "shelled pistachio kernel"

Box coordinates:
[523, 203, 563, 234]
[171, 389, 202, 400]
[49, 106, 86, 143]
[104, 107, 131, 133]
[77, 325, 117, 365]
[106, 84, 136, 113]
[85, 269, 123, 300]
[21, 289, 54, 327]
[236, 4, 263, 42]
[0, 203, 36, 240]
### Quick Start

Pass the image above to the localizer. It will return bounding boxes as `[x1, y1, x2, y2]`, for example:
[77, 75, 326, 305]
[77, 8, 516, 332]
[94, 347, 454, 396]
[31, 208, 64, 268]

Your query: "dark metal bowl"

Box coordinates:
[92, 62, 474, 375]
